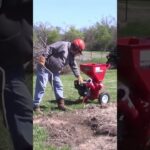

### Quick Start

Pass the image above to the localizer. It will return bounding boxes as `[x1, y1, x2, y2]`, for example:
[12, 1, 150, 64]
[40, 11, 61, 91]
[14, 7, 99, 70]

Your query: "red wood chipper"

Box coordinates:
[118, 37, 150, 150]
[74, 63, 110, 105]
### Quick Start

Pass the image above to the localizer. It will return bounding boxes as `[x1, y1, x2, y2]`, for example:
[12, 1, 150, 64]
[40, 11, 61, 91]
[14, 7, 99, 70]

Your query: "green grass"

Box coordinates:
[103, 69, 117, 101]
[79, 57, 107, 64]
[33, 125, 48, 149]
[90, 57, 107, 63]
[80, 57, 108, 64]
[87, 50, 110, 53]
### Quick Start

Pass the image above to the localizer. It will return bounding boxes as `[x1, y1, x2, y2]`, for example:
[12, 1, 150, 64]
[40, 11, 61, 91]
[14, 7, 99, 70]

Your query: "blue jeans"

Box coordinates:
[33, 64, 64, 106]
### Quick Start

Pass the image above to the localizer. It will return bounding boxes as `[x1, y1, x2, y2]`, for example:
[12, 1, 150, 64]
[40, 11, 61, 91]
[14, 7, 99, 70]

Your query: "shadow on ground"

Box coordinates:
[39, 99, 98, 111]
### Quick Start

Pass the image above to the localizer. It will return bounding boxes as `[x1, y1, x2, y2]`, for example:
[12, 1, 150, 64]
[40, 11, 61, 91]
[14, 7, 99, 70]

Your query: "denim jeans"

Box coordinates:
[33, 64, 64, 106]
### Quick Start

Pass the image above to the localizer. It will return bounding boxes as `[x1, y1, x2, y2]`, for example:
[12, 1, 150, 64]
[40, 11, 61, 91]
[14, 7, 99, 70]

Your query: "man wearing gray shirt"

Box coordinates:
[33, 38, 85, 111]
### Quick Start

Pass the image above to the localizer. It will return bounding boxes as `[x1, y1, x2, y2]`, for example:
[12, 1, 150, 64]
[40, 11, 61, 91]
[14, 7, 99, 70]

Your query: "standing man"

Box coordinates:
[33, 38, 85, 111]
[0, 0, 33, 149]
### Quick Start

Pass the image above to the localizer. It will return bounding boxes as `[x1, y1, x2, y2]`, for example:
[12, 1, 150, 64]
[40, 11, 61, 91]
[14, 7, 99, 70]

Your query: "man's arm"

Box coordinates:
[69, 58, 83, 83]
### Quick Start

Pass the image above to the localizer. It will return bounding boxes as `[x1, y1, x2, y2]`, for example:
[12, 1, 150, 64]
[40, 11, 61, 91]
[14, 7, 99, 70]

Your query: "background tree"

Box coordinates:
[33, 17, 117, 52]
[33, 23, 48, 49]
[47, 27, 61, 44]
[62, 26, 84, 41]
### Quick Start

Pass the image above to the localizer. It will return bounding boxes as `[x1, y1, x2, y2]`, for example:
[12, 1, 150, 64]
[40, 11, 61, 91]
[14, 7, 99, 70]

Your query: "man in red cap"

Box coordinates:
[33, 38, 85, 111]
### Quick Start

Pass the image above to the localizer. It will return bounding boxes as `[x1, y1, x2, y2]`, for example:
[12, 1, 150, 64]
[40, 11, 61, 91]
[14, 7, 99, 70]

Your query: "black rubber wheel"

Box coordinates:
[98, 92, 110, 104]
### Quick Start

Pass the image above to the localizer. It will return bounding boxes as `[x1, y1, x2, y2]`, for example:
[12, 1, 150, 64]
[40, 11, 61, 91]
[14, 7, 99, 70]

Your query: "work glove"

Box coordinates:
[38, 55, 45, 66]
[77, 75, 84, 84]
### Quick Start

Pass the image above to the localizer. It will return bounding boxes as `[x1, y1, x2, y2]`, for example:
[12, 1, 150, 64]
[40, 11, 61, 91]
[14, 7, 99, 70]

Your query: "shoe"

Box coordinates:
[57, 99, 67, 111]
[33, 105, 43, 114]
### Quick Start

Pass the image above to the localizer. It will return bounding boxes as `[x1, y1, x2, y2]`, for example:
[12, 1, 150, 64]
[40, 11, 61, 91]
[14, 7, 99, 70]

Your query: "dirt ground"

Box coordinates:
[33, 103, 117, 150]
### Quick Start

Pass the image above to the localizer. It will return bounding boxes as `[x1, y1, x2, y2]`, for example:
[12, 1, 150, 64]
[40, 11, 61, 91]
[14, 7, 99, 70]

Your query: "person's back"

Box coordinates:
[45, 41, 72, 73]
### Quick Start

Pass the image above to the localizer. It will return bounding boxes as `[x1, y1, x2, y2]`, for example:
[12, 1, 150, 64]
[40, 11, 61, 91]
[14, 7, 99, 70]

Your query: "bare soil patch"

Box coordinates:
[33, 103, 117, 150]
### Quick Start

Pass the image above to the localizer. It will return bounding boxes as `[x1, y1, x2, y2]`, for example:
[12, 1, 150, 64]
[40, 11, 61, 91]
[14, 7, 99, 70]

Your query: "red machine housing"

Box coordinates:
[118, 37, 150, 149]
[79, 63, 110, 102]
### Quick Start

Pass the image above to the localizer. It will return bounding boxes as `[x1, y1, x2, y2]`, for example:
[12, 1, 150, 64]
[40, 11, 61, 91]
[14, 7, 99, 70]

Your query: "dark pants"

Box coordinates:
[0, 66, 33, 150]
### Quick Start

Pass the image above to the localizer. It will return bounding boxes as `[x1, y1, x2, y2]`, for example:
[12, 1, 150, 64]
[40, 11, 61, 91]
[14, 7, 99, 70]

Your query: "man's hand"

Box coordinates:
[77, 75, 84, 84]
[38, 55, 45, 66]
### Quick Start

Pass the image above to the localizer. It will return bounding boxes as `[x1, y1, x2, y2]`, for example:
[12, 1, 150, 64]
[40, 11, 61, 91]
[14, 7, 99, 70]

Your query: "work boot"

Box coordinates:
[57, 99, 67, 111]
[33, 105, 43, 114]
